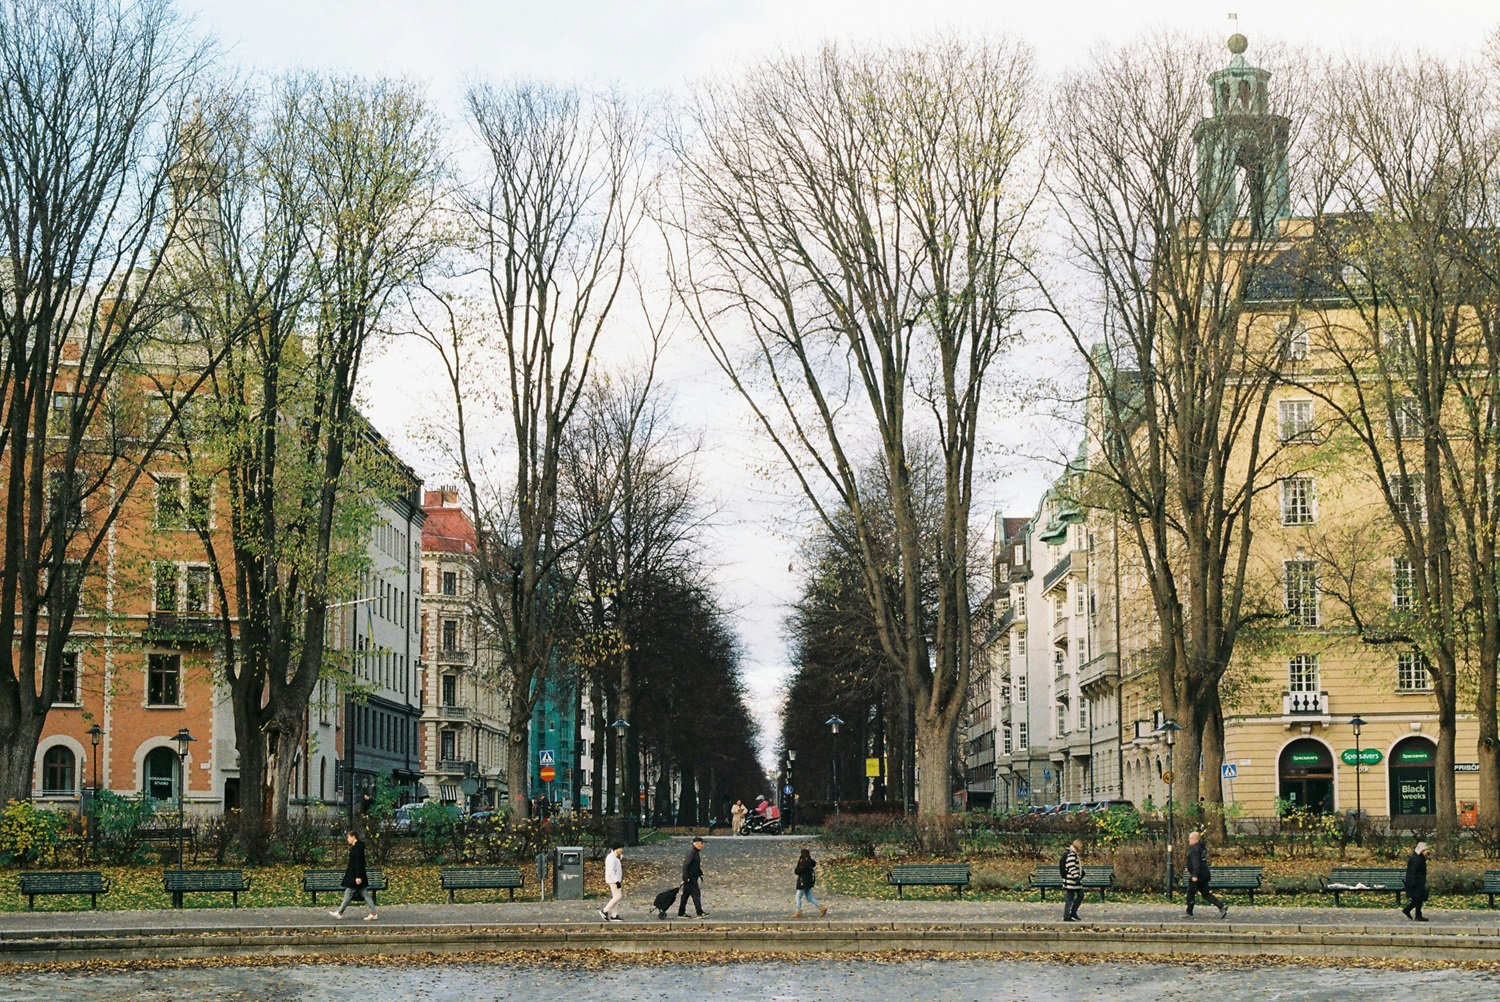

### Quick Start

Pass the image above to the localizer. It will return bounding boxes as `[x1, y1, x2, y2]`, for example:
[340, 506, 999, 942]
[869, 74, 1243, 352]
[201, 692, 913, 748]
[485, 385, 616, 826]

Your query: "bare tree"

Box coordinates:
[417, 83, 658, 816]
[0, 0, 208, 805]
[1036, 34, 1310, 809]
[670, 38, 1036, 818]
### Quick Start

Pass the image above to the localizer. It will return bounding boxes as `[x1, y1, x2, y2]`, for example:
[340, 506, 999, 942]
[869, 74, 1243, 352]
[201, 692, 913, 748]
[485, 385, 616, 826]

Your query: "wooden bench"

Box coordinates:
[1320, 867, 1406, 906]
[17, 871, 111, 910]
[1029, 865, 1115, 901]
[1180, 865, 1264, 903]
[163, 868, 249, 908]
[1481, 870, 1500, 907]
[440, 865, 525, 902]
[887, 864, 971, 898]
[301, 867, 388, 905]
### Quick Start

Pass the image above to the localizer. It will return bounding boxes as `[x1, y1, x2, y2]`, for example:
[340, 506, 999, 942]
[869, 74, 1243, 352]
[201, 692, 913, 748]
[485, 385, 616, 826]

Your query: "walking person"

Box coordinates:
[1185, 831, 1228, 919]
[792, 847, 828, 918]
[1061, 838, 1084, 922]
[731, 799, 748, 835]
[1401, 841, 1431, 921]
[329, 830, 378, 921]
[678, 835, 707, 917]
[599, 845, 625, 922]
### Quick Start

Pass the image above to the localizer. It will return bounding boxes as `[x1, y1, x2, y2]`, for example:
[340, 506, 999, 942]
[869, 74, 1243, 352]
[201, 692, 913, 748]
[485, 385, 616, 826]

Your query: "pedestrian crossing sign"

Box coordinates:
[539, 750, 555, 766]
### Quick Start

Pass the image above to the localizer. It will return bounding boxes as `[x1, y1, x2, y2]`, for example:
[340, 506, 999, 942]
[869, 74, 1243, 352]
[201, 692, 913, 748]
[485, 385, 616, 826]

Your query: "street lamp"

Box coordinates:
[1156, 719, 1180, 899]
[826, 716, 844, 816]
[87, 724, 103, 860]
[173, 728, 195, 873]
[610, 719, 630, 818]
[786, 748, 796, 833]
[1350, 715, 1366, 845]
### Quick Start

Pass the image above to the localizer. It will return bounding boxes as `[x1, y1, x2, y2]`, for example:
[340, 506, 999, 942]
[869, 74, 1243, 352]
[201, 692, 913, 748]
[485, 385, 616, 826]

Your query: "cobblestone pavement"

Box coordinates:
[1, 957, 1497, 1002]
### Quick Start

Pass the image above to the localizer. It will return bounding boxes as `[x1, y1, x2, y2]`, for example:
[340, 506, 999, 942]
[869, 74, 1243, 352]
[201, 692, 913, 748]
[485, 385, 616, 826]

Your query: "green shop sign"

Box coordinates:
[1340, 748, 1383, 766]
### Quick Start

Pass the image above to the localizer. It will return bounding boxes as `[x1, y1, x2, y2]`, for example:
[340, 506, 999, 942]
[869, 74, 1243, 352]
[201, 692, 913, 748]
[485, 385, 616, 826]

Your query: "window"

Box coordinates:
[144, 394, 172, 438]
[1002, 727, 1013, 755]
[1381, 317, 1416, 366]
[153, 562, 178, 611]
[1397, 651, 1432, 693]
[442, 571, 457, 596]
[1016, 722, 1028, 750]
[1016, 674, 1027, 704]
[1284, 560, 1320, 627]
[1279, 399, 1315, 443]
[1016, 631, 1027, 658]
[42, 746, 75, 795]
[1055, 703, 1066, 736]
[55, 652, 78, 705]
[47, 470, 85, 531]
[1278, 319, 1310, 361]
[440, 730, 457, 762]
[1392, 475, 1426, 523]
[184, 565, 210, 613]
[441, 619, 458, 651]
[441, 675, 457, 707]
[1393, 556, 1416, 612]
[1016, 593, 1026, 618]
[1288, 653, 1320, 692]
[147, 653, 181, 706]
[1074, 586, 1086, 615]
[1391, 397, 1423, 441]
[154, 475, 210, 530]
[144, 746, 177, 802]
[1281, 477, 1316, 526]
[1079, 699, 1089, 730]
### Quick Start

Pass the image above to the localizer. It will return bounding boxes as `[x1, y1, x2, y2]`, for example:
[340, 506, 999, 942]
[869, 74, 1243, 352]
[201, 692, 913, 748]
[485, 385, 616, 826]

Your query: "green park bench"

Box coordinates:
[1180, 865, 1264, 903]
[17, 870, 111, 910]
[1480, 870, 1500, 907]
[1320, 866, 1407, 906]
[1029, 864, 1115, 901]
[887, 864, 971, 898]
[163, 867, 249, 908]
[301, 867, 388, 904]
[440, 865, 525, 902]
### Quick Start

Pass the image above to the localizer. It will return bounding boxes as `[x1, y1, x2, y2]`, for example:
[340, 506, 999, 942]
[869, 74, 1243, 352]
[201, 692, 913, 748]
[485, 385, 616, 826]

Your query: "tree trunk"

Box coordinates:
[915, 707, 958, 817]
[0, 707, 44, 808]
[678, 758, 695, 826]
[507, 693, 532, 816]
[232, 707, 269, 858]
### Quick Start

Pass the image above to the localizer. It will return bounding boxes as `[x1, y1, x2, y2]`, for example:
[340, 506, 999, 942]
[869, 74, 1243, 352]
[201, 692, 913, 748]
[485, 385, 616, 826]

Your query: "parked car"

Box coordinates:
[1086, 799, 1136, 813]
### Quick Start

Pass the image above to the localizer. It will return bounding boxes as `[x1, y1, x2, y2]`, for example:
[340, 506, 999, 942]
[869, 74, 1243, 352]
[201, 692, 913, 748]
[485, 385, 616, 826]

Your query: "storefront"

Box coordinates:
[1278, 738, 1334, 813]
[1389, 737, 1437, 816]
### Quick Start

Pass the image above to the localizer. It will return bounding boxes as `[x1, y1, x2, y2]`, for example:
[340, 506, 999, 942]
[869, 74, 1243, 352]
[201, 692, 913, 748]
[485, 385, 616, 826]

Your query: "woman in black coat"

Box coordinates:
[331, 830, 378, 921]
[1401, 841, 1430, 921]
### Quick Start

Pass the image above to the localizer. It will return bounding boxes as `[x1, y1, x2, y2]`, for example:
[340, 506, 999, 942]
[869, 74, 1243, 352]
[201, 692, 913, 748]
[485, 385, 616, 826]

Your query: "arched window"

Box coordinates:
[1278, 738, 1334, 813]
[42, 746, 75, 795]
[144, 746, 177, 802]
[1390, 737, 1438, 816]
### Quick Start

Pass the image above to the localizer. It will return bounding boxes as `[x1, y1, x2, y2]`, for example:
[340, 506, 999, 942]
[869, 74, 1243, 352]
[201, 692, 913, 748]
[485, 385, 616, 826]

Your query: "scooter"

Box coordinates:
[739, 813, 782, 835]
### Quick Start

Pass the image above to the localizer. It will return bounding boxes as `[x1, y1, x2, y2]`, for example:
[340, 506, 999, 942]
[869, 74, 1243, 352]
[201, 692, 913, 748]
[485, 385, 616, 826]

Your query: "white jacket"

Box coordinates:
[605, 852, 623, 885]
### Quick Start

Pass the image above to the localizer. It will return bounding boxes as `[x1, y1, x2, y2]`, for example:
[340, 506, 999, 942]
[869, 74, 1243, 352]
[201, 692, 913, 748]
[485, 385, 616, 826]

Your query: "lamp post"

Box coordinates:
[173, 728, 195, 873]
[826, 716, 844, 816]
[786, 749, 796, 833]
[87, 724, 103, 860]
[1350, 715, 1366, 846]
[1156, 719, 1180, 899]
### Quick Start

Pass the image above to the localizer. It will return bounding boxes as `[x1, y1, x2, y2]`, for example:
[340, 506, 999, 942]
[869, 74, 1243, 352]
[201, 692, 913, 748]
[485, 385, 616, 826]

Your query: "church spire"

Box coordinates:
[1193, 35, 1290, 236]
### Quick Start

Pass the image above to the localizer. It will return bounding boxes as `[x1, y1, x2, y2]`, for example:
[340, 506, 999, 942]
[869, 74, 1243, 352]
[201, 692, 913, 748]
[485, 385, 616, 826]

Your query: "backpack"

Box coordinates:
[1059, 850, 1070, 879]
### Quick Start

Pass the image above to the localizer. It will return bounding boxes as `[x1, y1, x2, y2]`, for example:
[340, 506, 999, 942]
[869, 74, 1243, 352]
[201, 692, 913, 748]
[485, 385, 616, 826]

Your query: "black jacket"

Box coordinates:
[1404, 851, 1428, 893]
[682, 845, 703, 883]
[1186, 841, 1211, 884]
[795, 856, 817, 890]
[342, 839, 368, 889]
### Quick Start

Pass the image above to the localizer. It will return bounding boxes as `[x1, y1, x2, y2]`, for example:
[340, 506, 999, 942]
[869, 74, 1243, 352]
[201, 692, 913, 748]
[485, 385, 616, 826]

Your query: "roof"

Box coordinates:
[421, 503, 476, 555]
[1001, 517, 1030, 541]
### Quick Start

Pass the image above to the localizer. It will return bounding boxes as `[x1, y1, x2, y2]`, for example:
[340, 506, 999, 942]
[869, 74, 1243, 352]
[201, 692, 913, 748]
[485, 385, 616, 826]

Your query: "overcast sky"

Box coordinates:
[181, 0, 1499, 767]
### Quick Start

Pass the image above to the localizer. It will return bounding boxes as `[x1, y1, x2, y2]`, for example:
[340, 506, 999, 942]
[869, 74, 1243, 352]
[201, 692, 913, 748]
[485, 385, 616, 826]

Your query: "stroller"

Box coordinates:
[652, 883, 684, 919]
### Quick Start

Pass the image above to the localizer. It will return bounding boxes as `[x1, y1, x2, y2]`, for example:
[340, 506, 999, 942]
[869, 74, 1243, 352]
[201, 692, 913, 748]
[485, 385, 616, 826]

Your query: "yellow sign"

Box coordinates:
[1162, 770, 1175, 784]
[865, 757, 882, 778]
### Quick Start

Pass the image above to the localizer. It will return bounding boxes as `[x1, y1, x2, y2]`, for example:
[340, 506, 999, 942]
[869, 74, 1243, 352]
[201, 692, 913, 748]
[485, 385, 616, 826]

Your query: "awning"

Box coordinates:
[439, 785, 461, 802]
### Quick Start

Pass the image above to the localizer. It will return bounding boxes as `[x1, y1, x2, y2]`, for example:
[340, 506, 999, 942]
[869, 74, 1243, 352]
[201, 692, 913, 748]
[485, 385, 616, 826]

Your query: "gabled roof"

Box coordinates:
[421, 503, 476, 555]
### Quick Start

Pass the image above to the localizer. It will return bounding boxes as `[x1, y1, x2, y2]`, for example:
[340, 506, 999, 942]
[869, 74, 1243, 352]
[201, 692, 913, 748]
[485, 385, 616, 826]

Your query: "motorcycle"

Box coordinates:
[739, 812, 782, 835]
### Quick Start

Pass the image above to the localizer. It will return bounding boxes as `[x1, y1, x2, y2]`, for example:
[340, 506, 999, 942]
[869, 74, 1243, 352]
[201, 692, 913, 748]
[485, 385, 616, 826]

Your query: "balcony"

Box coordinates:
[999, 701, 1013, 724]
[1079, 652, 1120, 696]
[1283, 690, 1328, 715]
[1042, 552, 1072, 594]
[437, 758, 476, 775]
[436, 705, 469, 721]
[142, 610, 219, 647]
[434, 648, 470, 665]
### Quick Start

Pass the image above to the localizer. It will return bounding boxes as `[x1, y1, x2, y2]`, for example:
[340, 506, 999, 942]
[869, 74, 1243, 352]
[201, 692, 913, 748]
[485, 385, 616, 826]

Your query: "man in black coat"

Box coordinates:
[1402, 841, 1431, 921]
[330, 830, 378, 921]
[678, 835, 707, 917]
[1185, 831, 1228, 919]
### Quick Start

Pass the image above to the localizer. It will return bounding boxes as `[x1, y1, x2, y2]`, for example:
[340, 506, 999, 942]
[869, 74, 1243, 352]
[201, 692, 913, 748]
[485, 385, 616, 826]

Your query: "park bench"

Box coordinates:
[1320, 866, 1406, 907]
[17, 870, 111, 910]
[162, 867, 249, 908]
[1029, 864, 1115, 901]
[887, 863, 971, 898]
[1481, 870, 1500, 907]
[440, 865, 525, 902]
[301, 867, 388, 905]
[1179, 865, 1264, 903]
[135, 827, 196, 862]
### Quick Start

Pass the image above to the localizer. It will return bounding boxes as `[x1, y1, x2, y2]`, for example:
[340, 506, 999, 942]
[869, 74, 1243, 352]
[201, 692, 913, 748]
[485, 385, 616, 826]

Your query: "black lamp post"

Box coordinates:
[1156, 719, 1180, 898]
[610, 718, 630, 837]
[786, 748, 796, 833]
[826, 716, 844, 816]
[87, 724, 103, 859]
[1350, 715, 1366, 845]
[173, 727, 195, 872]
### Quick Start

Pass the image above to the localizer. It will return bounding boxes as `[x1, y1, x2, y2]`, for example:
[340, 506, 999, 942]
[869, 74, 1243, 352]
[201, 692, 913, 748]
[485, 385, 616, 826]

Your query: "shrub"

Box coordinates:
[0, 799, 68, 865]
[94, 790, 157, 864]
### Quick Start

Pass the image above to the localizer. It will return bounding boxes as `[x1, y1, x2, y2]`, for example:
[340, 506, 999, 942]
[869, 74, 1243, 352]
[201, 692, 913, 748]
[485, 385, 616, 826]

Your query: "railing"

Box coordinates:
[142, 610, 219, 646]
[999, 702, 1013, 724]
[1079, 652, 1119, 691]
[1042, 553, 1072, 593]
[1283, 690, 1328, 715]
[436, 705, 469, 721]
[437, 758, 475, 774]
[434, 648, 470, 664]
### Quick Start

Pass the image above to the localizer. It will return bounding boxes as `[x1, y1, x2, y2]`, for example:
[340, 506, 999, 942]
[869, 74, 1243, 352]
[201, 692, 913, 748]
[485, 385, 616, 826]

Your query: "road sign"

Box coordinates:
[1221, 763, 1238, 780]
[1043, 768, 1052, 782]
[1163, 770, 1175, 784]
[783, 784, 793, 796]
[1340, 748, 1383, 766]
[540, 765, 556, 783]
[539, 750, 555, 766]
[460, 777, 480, 796]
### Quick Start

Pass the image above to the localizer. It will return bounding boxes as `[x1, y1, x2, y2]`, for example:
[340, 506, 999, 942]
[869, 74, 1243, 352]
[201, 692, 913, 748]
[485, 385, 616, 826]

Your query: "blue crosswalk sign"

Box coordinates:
[1222, 763, 1238, 780]
[539, 750, 555, 766]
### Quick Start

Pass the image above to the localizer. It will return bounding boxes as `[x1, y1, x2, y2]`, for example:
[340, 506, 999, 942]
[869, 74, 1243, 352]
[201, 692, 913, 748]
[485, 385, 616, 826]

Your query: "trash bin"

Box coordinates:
[553, 845, 584, 900]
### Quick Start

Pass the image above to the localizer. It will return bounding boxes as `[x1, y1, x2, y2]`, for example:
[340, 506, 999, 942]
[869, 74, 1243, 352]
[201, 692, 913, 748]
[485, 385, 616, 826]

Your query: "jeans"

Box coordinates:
[796, 887, 822, 912]
[1063, 888, 1084, 919]
[334, 886, 377, 914]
